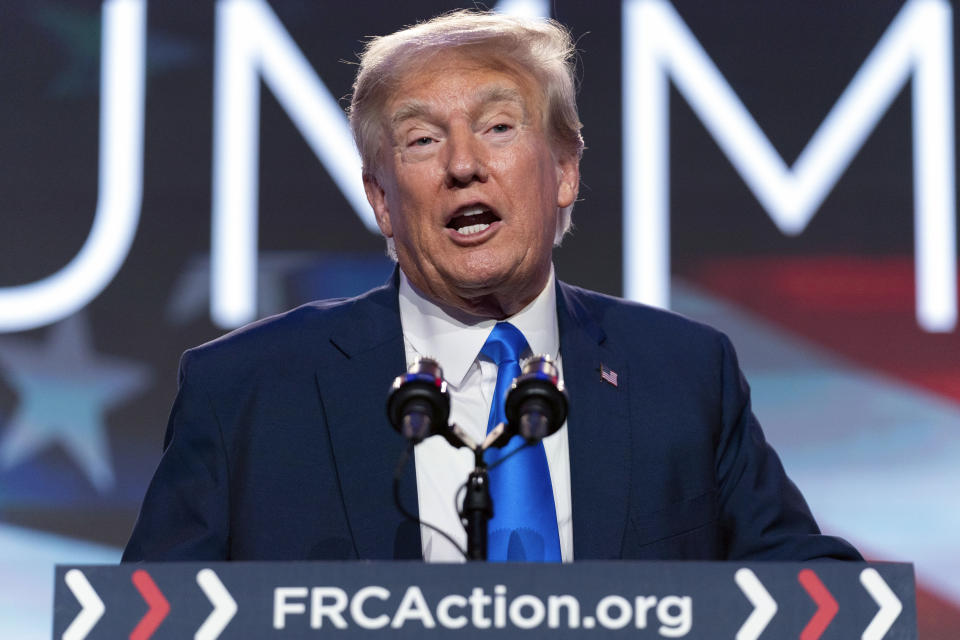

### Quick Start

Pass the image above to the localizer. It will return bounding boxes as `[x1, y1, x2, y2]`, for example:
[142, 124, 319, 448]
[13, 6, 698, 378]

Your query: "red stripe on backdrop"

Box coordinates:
[684, 256, 960, 402]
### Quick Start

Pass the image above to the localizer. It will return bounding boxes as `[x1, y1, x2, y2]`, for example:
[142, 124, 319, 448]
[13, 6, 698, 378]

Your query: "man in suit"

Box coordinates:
[124, 10, 860, 563]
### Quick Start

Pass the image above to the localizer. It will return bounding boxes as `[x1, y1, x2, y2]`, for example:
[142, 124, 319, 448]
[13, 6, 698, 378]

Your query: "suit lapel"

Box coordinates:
[314, 276, 422, 559]
[557, 282, 632, 559]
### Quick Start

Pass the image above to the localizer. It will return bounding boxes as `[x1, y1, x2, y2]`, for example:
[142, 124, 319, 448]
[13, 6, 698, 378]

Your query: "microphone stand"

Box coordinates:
[391, 355, 566, 562]
[462, 447, 492, 561]
[451, 422, 512, 561]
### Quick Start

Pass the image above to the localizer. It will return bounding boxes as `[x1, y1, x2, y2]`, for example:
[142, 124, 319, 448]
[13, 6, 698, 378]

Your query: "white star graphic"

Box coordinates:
[0, 313, 150, 493]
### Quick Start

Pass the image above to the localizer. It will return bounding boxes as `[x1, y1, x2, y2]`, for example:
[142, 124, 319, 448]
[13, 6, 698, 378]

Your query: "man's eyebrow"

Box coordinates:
[470, 87, 529, 124]
[389, 86, 529, 129]
[474, 86, 527, 115]
[391, 101, 432, 128]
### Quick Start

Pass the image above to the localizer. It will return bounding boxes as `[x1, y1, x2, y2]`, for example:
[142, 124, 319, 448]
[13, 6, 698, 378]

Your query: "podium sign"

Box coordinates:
[53, 561, 915, 639]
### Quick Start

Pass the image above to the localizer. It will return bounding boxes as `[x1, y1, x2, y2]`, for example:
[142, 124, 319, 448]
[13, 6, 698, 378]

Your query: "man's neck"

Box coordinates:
[397, 265, 559, 387]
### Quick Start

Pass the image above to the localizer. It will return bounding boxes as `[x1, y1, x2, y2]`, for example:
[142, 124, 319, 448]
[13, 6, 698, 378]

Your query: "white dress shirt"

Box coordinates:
[398, 268, 573, 562]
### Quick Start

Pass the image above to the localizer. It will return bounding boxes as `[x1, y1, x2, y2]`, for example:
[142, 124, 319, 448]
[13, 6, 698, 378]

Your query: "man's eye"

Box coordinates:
[490, 124, 512, 133]
[412, 137, 433, 146]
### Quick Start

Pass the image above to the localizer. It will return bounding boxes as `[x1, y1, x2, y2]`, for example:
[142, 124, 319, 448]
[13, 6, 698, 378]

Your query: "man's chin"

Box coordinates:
[447, 271, 550, 319]
[446, 268, 518, 298]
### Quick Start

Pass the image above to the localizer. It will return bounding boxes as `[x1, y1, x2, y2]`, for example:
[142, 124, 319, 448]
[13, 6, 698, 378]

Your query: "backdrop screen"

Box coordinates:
[1, 1, 957, 637]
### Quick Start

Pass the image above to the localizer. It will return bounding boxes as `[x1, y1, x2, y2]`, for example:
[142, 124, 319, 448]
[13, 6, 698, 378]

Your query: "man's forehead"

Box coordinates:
[389, 85, 529, 127]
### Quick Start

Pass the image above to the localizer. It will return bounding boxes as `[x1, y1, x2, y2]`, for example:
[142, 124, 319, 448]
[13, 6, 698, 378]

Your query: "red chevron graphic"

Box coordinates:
[798, 568, 838, 640]
[130, 569, 170, 640]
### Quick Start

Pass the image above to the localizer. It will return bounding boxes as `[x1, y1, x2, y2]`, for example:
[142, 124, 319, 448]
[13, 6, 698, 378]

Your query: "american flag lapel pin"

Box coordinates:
[600, 363, 618, 387]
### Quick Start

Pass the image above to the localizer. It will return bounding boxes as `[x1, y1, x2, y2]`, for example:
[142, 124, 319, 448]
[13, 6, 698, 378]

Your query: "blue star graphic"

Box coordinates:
[0, 313, 150, 493]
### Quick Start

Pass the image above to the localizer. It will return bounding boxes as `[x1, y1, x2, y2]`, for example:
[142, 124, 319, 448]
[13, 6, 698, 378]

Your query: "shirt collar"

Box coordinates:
[398, 267, 559, 387]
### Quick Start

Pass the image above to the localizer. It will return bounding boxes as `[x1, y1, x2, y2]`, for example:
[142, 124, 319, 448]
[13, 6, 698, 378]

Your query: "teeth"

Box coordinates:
[458, 223, 491, 235]
[458, 205, 488, 217]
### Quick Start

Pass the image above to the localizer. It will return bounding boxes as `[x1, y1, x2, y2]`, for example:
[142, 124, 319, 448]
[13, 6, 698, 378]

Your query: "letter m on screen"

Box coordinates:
[623, 0, 957, 333]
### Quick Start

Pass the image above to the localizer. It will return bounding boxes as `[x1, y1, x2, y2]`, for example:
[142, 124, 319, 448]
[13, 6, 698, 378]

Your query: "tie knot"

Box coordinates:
[480, 322, 530, 367]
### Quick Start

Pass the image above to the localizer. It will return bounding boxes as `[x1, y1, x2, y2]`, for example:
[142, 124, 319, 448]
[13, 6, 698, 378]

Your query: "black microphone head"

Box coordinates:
[387, 357, 451, 442]
[504, 355, 568, 442]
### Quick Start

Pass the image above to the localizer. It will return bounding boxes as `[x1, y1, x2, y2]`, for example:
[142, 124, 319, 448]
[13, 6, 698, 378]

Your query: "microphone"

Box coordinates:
[387, 357, 451, 443]
[505, 355, 568, 442]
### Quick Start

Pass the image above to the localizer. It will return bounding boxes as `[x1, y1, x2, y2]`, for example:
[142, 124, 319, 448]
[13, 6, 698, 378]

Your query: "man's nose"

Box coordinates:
[444, 126, 488, 187]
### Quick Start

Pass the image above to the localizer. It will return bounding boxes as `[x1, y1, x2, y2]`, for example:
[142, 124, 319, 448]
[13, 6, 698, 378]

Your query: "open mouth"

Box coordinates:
[446, 204, 500, 236]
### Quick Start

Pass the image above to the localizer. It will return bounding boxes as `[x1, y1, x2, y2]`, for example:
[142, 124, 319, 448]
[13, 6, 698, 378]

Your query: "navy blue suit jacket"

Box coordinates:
[123, 277, 860, 562]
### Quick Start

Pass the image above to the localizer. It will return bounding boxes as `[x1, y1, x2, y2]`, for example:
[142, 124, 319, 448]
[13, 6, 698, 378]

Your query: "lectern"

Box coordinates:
[54, 561, 915, 638]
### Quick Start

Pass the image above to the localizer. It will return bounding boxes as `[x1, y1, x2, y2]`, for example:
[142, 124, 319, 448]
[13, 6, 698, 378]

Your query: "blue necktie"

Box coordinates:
[481, 322, 561, 562]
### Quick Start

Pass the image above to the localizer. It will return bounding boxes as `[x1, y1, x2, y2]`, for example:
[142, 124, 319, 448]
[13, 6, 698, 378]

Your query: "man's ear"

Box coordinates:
[556, 153, 580, 209]
[363, 173, 393, 237]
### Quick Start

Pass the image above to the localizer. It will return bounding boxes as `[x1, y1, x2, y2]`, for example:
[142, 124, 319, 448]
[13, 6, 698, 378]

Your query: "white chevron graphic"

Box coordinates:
[62, 569, 105, 640]
[860, 568, 903, 640]
[735, 568, 777, 640]
[195, 568, 237, 640]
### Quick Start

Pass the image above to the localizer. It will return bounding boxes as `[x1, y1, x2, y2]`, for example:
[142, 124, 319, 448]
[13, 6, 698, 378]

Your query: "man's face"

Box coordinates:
[364, 52, 579, 319]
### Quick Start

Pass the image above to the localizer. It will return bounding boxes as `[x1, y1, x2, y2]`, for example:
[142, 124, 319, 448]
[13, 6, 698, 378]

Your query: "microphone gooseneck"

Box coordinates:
[504, 355, 568, 442]
[386, 357, 450, 443]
